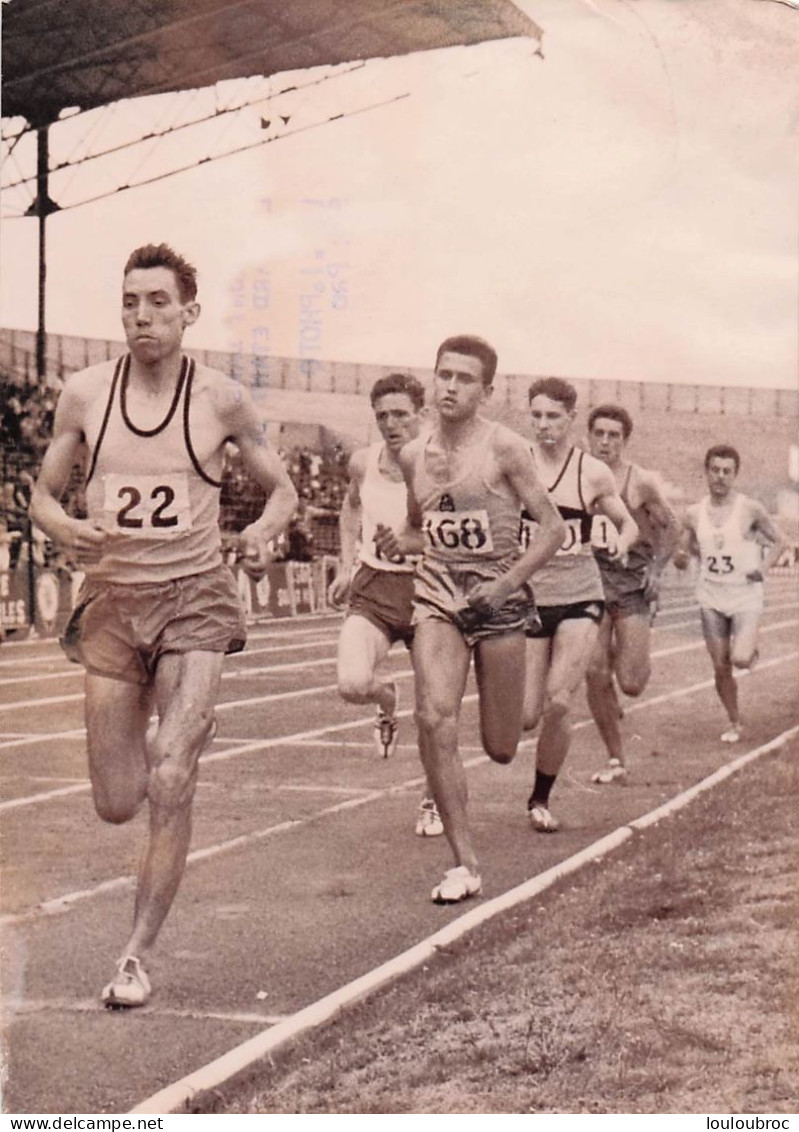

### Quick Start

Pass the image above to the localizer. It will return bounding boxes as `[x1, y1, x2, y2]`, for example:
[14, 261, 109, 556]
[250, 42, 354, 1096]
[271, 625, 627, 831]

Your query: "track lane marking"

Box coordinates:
[2, 648, 795, 925]
[130, 723, 799, 1114]
[2, 601, 797, 717]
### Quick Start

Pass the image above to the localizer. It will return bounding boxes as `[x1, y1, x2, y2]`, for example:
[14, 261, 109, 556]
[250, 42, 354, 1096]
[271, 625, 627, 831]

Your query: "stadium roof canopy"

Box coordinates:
[2, 0, 541, 127]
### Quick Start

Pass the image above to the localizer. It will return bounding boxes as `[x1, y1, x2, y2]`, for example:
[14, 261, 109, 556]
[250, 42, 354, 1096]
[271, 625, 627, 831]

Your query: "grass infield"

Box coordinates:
[194, 739, 799, 1115]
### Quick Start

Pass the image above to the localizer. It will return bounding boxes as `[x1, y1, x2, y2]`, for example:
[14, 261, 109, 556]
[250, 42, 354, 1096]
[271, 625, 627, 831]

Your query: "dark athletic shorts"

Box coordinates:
[60, 564, 246, 685]
[526, 599, 605, 640]
[605, 588, 654, 620]
[347, 563, 415, 647]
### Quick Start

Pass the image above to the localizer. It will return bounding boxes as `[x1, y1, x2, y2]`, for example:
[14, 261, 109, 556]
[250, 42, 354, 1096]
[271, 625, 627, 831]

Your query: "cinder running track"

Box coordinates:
[1, 577, 797, 1113]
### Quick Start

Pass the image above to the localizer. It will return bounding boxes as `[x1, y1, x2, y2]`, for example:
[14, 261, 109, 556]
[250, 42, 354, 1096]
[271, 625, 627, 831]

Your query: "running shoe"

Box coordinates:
[720, 725, 741, 743]
[374, 683, 399, 758]
[591, 758, 628, 785]
[431, 865, 482, 904]
[415, 798, 444, 838]
[101, 955, 151, 1009]
[528, 803, 560, 833]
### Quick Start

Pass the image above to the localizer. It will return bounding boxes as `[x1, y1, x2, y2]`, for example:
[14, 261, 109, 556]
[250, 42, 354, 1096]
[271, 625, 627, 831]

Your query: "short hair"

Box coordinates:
[528, 376, 577, 412]
[435, 335, 498, 386]
[704, 444, 740, 473]
[588, 403, 633, 440]
[370, 372, 425, 411]
[123, 243, 198, 303]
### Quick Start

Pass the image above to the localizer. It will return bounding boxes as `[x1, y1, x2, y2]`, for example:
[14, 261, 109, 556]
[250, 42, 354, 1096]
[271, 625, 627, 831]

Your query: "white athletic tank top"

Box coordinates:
[522, 446, 603, 605]
[84, 354, 224, 584]
[413, 422, 521, 566]
[696, 494, 762, 586]
[358, 443, 415, 574]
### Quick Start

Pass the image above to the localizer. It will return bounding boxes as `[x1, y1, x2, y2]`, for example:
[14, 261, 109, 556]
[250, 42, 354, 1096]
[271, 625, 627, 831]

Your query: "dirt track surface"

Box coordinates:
[1, 579, 797, 1113]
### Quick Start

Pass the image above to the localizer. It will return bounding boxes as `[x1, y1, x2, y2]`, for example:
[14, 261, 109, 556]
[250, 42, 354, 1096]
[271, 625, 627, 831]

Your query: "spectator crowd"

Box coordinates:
[1, 369, 349, 571]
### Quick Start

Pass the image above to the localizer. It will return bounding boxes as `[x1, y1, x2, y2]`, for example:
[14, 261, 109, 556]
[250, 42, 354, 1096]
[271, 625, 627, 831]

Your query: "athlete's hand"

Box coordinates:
[374, 523, 403, 562]
[61, 519, 110, 566]
[642, 566, 661, 604]
[605, 536, 630, 567]
[327, 571, 350, 608]
[467, 575, 514, 614]
[238, 525, 273, 578]
[745, 569, 764, 584]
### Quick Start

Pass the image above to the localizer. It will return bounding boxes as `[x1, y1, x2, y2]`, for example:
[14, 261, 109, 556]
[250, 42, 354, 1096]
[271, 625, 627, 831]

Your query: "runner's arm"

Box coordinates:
[501, 434, 565, 586]
[29, 379, 110, 564]
[672, 508, 699, 570]
[328, 451, 365, 604]
[640, 471, 681, 594]
[373, 443, 425, 559]
[226, 390, 298, 573]
[748, 502, 785, 580]
[592, 464, 638, 561]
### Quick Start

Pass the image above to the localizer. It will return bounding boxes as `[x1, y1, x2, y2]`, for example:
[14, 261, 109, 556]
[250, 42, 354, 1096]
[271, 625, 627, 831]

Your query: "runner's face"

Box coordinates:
[372, 392, 421, 453]
[529, 395, 574, 449]
[706, 457, 738, 497]
[434, 352, 489, 421]
[588, 417, 626, 465]
[122, 267, 196, 364]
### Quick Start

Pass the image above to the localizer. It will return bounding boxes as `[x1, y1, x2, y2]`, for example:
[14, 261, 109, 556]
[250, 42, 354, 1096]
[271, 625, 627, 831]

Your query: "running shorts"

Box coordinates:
[346, 562, 415, 646]
[413, 558, 535, 648]
[526, 599, 605, 640]
[61, 564, 246, 685]
[696, 579, 764, 619]
[605, 588, 653, 620]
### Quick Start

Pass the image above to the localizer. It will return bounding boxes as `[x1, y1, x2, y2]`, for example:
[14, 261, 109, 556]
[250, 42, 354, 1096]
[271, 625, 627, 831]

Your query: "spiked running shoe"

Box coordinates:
[374, 682, 399, 758]
[415, 798, 444, 838]
[591, 758, 628, 785]
[431, 866, 482, 905]
[528, 803, 560, 833]
[102, 955, 151, 1010]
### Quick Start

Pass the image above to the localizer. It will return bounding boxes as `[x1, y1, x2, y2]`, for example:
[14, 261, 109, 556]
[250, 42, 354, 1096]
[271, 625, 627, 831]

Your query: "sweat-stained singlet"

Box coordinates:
[84, 354, 224, 584]
[410, 421, 531, 638]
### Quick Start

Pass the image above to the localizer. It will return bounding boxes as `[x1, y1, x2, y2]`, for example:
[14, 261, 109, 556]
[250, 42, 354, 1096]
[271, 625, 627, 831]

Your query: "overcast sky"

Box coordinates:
[1, 0, 797, 389]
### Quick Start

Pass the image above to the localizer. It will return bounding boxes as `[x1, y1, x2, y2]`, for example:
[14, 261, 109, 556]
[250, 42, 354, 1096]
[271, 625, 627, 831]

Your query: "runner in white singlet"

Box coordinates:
[30, 244, 297, 1009]
[674, 445, 783, 743]
[327, 373, 443, 836]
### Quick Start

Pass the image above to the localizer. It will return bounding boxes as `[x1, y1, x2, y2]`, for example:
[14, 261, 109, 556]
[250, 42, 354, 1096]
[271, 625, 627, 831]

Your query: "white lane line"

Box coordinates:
[1, 616, 797, 798]
[3, 650, 795, 925]
[2, 606, 794, 745]
[651, 619, 799, 660]
[130, 723, 799, 1115]
[0, 729, 87, 753]
[7, 999, 288, 1025]
[3, 597, 792, 701]
[0, 782, 92, 810]
[0, 636, 341, 688]
[652, 599, 798, 636]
